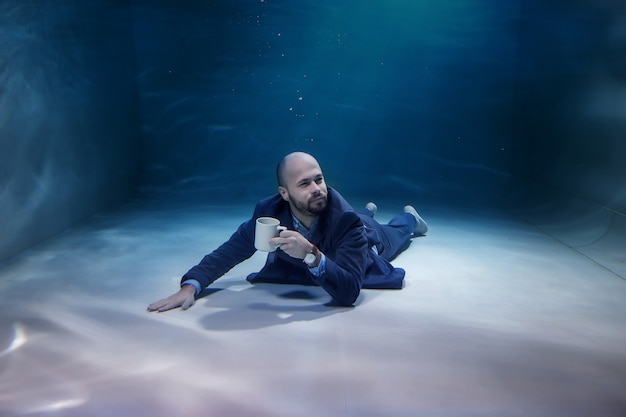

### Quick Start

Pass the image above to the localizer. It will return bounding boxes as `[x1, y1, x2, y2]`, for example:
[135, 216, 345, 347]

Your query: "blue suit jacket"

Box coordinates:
[182, 188, 405, 306]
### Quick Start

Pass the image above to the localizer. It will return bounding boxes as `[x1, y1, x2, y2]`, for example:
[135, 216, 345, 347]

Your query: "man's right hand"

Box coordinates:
[147, 284, 196, 312]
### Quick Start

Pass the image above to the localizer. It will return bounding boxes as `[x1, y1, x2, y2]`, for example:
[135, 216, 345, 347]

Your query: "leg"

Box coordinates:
[378, 212, 416, 261]
[357, 205, 420, 262]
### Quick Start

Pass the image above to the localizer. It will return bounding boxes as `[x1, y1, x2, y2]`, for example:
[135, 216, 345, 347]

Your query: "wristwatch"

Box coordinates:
[303, 246, 320, 267]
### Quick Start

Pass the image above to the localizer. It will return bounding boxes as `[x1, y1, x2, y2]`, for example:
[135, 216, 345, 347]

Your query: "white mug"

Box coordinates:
[254, 217, 287, 252]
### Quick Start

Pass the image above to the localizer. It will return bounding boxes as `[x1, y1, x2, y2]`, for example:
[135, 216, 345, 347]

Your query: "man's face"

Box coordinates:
[279, 156, 328, 218]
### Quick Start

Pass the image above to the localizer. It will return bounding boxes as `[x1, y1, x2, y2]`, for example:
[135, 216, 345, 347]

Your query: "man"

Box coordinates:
[147, 152, 428, 311]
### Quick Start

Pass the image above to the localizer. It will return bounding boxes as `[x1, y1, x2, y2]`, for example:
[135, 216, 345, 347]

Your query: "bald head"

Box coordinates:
[276, 152, 328, 222]
[276, 152, 321, 187]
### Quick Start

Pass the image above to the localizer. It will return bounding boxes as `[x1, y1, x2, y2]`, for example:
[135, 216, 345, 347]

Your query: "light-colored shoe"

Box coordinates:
[365, 202, 377, 216]
[404, 205, 428, 235]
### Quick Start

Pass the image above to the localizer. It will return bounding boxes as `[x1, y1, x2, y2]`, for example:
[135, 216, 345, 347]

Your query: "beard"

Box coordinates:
[292, 194, 327, 216]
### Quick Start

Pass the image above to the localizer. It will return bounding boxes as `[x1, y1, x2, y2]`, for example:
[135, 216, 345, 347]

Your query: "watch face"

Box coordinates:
[304, 252, 316, 265]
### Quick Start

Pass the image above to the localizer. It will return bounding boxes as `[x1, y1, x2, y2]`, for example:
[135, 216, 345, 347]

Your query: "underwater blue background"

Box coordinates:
[1, 0, 625, 261]
[131, 0, 520, 200]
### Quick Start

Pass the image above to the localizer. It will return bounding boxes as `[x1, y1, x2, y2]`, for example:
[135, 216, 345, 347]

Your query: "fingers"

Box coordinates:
[275, 230, 301, 246]
[147, 298, 169, 312]
[147, 292, 193, 313]
[268, 236, 282, 247]
[156, 301, 179, 313]
[270, 236, 293, 251]
[181, 297, 195, 310]
[147, 298, 177, 312]
[271, 230, 309, 259]
[278, 229, 295, 238]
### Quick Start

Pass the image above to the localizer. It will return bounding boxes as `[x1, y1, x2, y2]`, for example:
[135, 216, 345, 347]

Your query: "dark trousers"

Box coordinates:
[357, 209, 416, 262]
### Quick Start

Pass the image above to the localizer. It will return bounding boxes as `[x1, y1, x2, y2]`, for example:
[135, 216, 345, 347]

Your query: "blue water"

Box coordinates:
[2, 0, 625, 261]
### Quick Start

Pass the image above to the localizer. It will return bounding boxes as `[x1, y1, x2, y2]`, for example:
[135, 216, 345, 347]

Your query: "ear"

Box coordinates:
[278, 186, 289, 201]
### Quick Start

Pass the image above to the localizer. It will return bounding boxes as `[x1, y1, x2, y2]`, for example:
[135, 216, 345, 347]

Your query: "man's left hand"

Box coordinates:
[269, 230, 313, 259]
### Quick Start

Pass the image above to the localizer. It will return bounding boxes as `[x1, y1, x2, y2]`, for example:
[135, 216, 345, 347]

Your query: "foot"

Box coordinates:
[404, 205, 428, 235]
[365, 202, 377, 216]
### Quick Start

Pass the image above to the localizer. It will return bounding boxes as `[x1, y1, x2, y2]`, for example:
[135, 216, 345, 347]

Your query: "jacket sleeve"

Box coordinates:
[181, 215, 257, 291]
[310, 211, 368, 306]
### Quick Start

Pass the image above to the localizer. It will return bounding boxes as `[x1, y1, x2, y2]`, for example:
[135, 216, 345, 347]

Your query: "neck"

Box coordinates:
[297, 214, 317, 229]
[290, 208, 317, 229]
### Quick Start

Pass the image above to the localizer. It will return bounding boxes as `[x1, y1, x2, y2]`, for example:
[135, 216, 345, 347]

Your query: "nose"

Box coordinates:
[310, 182, 321, 195]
